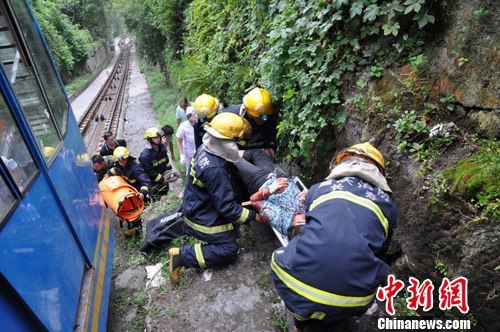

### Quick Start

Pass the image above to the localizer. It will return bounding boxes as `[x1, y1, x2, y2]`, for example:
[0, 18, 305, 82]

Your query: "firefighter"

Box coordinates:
[192, 93, 220, 149]
[223, 87, 282, 174]
[107, 146, 151, 236]
[139, 127, 173, 196]
[271, 142, 398, 331]
[168, 112, 260, 284]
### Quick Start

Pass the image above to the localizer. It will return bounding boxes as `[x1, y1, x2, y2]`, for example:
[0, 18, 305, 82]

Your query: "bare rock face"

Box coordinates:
[468, 110, 500, 138]
[321, 1, 499, 330]
[434, 0, 500, 110]
[114, 267, 146, 292]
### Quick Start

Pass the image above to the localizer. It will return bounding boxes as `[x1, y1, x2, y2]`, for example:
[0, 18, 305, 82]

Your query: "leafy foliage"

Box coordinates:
[122, 0, 436, 166]
[29, 0, 113, 81]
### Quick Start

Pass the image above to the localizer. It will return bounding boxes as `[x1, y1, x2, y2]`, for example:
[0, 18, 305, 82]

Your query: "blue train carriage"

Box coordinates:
[0, 1, 113, 331]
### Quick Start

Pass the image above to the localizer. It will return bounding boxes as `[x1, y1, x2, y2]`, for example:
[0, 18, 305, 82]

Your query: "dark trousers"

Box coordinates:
[233, 158, 270, 194]
[179, 239, 239, 269]
[242, 149, 287, 177]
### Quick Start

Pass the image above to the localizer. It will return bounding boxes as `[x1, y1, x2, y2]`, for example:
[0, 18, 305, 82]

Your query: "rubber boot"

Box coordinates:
[168, 247, 182, 284]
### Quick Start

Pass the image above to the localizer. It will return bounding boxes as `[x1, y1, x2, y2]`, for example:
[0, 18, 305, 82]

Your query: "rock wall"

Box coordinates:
[317, 0, 498, 329]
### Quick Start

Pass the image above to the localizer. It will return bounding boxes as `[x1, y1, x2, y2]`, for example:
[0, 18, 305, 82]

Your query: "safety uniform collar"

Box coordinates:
[202, 132, 240, 163]
[117, 156, 136, 169]
[326, 157, 392, 194]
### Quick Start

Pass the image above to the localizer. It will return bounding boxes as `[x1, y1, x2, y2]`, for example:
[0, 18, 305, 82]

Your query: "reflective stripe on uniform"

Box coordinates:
[236, 208, 250, 223]
[309, 190, 388, 238]
[189, 166, 205, 188]
[140, 186, 148, 192]
[293, 311, 326, 321]
[194, 243, 206, 268]
[310, 312, 326, 320]
[184, 217, 234, 235]
[293, 313, 308, 321]
[271, 253, 375, 307]
[152, 158, 167, 167]
[110, 168, 116, 175]
[154, 173, 162, 182]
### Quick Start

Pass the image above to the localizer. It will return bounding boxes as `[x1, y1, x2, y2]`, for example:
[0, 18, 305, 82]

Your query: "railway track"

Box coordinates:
[78, 38, 132, 153]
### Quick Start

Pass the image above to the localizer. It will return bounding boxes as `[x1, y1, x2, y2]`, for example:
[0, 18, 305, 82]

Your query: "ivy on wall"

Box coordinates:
[121, 0, 435, 165]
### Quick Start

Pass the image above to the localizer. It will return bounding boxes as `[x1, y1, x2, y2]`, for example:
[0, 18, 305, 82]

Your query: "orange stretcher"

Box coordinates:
[98, 176, 144, 221]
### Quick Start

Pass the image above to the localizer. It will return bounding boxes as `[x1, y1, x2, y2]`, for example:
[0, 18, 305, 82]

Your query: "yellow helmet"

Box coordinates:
[194, 94, 219, 121]
[113, 146, 130, 161]
[336, 142, 385, 174]
[205, 113, 248, 140]
[243, 87, 273, 120]
[145, 127, 162, 139]
[43, 146, 54, 158]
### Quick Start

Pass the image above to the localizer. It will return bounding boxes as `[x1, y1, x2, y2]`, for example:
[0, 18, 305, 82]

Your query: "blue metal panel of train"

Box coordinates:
[0, 1, 113, 331]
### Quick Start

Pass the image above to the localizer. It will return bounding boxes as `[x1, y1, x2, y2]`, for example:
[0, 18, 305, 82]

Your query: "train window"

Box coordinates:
[0, 8, 61, 161]
[0, 173, 16, 221]
[9, 0, 69, 137]
[0, 93, 37, 193]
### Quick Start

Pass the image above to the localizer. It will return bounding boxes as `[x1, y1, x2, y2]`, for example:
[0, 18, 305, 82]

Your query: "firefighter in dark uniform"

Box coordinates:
[168, 113, 260, 284]
[222, 87, 282, 175]
[139, 127, 172, 196]
[192, 93, 220, 149]
[106, 146, 151, 236]
[192, 93, 250, 202]
[271, 143, 397, 331]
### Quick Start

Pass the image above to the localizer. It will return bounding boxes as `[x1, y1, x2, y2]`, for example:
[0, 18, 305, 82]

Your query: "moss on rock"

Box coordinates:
[444, 140, 499, 218]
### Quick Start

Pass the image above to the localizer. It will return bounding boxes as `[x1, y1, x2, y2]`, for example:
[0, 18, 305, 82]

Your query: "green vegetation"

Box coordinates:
[116, 0, 437, 168]
[443, 140, 500, 220]
[272, 308, 288, 332]
[129, 291, 149, 331]
[434, 255, 449, 276]
[30, 0, 116, 81]
[394, 292, 418, 317]
[257, 275, 272, 288]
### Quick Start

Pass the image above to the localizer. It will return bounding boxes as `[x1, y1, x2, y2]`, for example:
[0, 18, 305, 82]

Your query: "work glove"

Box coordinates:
[163, 169, 181, 183]
[180, 155, 185, 165]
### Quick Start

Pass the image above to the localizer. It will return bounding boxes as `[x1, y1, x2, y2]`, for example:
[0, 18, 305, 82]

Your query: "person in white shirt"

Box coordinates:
[175, 97, 194, 127]
[176, 109, 196, 172]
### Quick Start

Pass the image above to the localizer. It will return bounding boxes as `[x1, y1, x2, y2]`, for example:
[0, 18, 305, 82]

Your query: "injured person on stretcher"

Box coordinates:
[233, 156, 307, 240]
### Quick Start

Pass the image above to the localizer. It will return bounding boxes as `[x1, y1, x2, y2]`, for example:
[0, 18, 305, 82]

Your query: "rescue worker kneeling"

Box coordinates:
[271, 142, 397, 331]
[107, 146, 151, 236]
[168, 113, 260, 284]
[139, 127, 175, 197]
